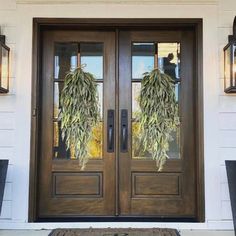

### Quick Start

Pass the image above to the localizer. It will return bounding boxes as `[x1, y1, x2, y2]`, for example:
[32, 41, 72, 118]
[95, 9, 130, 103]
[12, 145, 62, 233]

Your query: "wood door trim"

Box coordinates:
[29, 18, 204, 222]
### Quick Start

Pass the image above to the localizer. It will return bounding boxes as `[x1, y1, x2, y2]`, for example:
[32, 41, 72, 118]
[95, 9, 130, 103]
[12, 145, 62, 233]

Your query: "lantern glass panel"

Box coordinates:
[0, 43, 9, 93]
[1, 46, 9, 90]
[233, 44, 236, 86]
[224, 45, 231, 90]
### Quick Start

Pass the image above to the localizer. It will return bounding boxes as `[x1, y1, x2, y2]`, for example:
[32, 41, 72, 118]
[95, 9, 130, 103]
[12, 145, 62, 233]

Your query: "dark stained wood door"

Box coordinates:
[118, 30, 197, 217]
[38, 28, 198, 219]
[38, 30, 116, 217]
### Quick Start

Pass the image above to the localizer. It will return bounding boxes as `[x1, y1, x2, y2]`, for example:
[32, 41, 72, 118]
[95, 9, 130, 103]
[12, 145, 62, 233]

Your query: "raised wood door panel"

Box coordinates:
[38, 30, 116, 217]
[118, 30, 196, 217]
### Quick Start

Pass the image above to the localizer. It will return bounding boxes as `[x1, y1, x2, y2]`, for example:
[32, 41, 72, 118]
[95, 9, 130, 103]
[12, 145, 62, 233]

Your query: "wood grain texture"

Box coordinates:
[118, 30, 197, 218]
[30, 18, 204, 221]
[132, 173, 180, 196]
[37, 30, 116, 217]
[54, 172, 102, 197]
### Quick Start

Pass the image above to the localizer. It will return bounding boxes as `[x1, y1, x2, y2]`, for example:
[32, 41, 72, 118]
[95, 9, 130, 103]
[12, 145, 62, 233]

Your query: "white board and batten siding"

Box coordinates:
[0, 0, 236, 230]
[0, 0, 16, 221]
[218, 0, 236, 223]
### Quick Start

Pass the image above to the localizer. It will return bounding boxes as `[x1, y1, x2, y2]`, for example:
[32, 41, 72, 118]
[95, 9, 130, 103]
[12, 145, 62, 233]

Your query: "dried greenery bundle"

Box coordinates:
[139, 68, 180, 171]
[59, 67, 99, 169]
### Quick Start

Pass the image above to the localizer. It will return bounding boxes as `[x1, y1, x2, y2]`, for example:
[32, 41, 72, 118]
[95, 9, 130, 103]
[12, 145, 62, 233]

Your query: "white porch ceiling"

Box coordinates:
[16, 0, 218, 5]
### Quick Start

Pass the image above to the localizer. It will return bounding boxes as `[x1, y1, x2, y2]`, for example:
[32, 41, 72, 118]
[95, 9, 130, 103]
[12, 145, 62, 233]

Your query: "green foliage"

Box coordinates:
[59, 67, 99, 169]
[138, 69, 180, 171]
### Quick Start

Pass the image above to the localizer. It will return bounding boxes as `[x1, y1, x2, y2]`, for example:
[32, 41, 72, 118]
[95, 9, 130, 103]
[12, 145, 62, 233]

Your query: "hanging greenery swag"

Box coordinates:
[138, 68, 180, 171]
[59, 66, 100, 170]
[59, 66, 178, 171]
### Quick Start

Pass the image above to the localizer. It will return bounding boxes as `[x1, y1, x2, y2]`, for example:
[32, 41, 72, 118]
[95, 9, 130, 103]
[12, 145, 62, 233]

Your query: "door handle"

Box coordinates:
[108, 126, 113, 150]
[107, 110, 114, 152]
[120, 109, 128, 152]
[122, 125, 127, 150]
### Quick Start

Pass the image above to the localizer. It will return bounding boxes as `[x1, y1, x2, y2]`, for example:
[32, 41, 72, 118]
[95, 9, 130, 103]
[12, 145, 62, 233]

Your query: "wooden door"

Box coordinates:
[37, 28, 198, 219]
[38, 30, 116, 217]
[118, 30, 197, 218]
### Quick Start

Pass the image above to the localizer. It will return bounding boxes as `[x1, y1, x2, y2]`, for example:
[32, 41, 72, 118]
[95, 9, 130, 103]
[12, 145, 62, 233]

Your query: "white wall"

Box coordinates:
[218, 0, 236, 224]
[0, 0, 16, 222]
[0, 0, 235, 230]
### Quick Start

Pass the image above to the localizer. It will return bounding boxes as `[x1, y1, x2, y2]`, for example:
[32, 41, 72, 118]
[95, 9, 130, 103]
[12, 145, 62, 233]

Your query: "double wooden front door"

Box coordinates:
[38, 29, 197, 219]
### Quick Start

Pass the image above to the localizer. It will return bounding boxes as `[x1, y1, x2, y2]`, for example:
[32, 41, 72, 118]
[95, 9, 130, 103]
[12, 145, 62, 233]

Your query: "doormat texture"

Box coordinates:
[48, 228, 180, 236]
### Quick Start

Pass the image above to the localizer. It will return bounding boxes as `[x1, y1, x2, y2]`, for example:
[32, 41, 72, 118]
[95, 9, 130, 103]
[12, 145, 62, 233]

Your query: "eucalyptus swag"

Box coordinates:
[139, 69, 180, 171]
[59, 67, 99, 170]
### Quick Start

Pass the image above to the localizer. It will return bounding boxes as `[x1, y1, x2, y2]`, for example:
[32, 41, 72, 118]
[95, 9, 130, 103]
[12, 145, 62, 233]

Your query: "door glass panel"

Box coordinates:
[80, 43, 103, 79]
[132, 82, 141, 119]
[53, 81, 103, 160]
[54, 81, 103, 119]
[158, 43, 180, 159]
[132, 43, 155, 79]
[53, 42, 104, 160]
[54, 82, 60, 119]
[96, 82, 103, 119]
[53, 121, 70, 159]
[87, 83, 103, 159]
[87, 121, 103, 159]
[54, 43, 78, 79]
[158, 43, 181, 80]
[132, 42, 181, 160]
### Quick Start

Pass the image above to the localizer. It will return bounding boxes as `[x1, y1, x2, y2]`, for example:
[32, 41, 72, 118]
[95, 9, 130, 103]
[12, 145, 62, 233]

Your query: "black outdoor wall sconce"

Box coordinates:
[0, 35, 10, 93]
[224, 16, 236, 93]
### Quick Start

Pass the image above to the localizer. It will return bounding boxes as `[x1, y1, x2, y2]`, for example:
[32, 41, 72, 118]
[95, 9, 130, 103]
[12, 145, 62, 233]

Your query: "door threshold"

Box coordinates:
[36, 216, 198, 223]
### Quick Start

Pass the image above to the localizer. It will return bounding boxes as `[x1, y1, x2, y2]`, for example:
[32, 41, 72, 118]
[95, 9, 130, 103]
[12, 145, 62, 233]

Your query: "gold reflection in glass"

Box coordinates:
[132, 82, 141, 119]
[53, 122, 59, 148]
[88, 122, 103, 159]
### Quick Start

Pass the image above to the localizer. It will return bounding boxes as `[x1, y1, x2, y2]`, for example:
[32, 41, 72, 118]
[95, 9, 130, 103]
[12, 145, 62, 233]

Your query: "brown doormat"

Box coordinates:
[49, 228, 180, 236]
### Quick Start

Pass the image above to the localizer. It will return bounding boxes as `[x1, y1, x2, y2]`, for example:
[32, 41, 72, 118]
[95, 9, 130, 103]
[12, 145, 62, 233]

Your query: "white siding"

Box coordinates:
[218, 0, 236, 223]
[0, 1, 16, 221]
[219, 113, 236, 130]
[0, 165, 13, 219]
[0, 201, 12, 220]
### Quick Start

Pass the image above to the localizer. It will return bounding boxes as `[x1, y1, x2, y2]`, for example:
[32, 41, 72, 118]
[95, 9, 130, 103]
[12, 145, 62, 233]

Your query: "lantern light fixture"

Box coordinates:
[0, 35, 10, 93]
[224, 16, 236, 93]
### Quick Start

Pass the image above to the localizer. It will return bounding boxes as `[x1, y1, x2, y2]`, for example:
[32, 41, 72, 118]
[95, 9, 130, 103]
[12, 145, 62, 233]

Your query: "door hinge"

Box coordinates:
[32, 108, 37, 117]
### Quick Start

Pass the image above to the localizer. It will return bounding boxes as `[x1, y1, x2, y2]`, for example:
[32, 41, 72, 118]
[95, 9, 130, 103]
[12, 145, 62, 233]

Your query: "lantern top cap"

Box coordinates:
[227, 17, 236, 43]
[0, 36, 10, 51]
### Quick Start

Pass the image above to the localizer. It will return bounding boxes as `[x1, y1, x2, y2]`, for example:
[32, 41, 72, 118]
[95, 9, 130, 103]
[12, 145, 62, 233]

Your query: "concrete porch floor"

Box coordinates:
[0, 230, 234, 236]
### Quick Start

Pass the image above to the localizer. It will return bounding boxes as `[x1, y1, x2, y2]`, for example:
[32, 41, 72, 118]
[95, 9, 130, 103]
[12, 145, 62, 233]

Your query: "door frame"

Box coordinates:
[29, 18, 204, 222]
